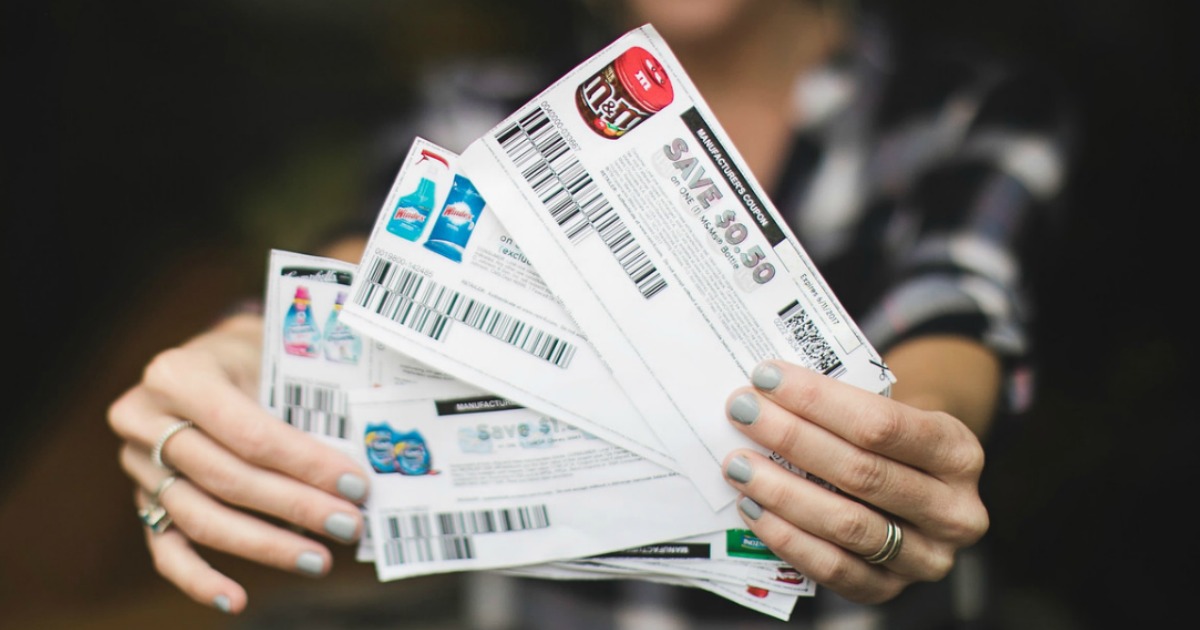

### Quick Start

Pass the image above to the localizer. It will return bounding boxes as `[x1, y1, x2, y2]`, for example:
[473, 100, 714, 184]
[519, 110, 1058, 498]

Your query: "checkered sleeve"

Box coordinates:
[856, 67, 1075, 412]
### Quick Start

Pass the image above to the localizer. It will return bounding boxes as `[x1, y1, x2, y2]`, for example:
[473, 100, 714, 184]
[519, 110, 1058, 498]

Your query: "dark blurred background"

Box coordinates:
[4, 1, 1197, 628]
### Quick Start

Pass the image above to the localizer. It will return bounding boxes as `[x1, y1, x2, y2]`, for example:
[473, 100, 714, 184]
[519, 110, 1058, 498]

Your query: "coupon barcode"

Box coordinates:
[495, 106, 667, 299]
[354, 256, 578, 368]
[282, 380, 349, 439]
[777, 300, 845, 377]
[382, 505, 551, 566]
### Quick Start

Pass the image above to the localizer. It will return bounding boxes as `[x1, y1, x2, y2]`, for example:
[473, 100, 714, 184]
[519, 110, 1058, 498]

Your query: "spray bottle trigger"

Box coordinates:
[419, 149, 449, 168]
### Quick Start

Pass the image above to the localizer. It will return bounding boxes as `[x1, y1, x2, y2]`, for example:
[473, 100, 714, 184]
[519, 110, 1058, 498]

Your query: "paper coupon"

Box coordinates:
[259, 249, 459, 561]
[350, 381, 740, 582]
[460, 24, 894, 508]
[339, 138, 679, 472]
[502, 560, 802, 622]
[259, 249, 456, 440]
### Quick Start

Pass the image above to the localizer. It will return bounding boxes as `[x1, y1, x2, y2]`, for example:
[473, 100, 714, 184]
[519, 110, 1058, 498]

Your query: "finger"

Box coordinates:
[120, 355, 370, 505]
[723, 450, 953, 582]
[122, 446, 336, 578]
[732, 492, 910, 605]
[748, 361, 981, 476]
[726, 387, 952, 532]
[135, 489, 247, 614]
[121, 437, 364, 546]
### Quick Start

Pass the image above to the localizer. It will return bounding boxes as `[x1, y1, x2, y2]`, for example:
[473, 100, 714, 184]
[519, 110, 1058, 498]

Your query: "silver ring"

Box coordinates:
[151, 420, 195, 470]
[863, 518, 903, 565]
[138, 502, 173, 534]
[151, 475, 179, 503]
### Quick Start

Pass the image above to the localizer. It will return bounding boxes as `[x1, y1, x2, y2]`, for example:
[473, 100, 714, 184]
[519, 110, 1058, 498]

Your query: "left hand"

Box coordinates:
[721, 360, 989, 604]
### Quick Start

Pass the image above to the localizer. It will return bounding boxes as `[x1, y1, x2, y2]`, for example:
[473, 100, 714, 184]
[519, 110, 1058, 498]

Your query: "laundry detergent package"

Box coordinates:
[282, 285, 321, 358]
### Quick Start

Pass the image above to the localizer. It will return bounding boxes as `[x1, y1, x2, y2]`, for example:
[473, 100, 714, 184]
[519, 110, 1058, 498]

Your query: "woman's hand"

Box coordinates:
[107, 312, 371, 614]
[721, 343, 992, 604]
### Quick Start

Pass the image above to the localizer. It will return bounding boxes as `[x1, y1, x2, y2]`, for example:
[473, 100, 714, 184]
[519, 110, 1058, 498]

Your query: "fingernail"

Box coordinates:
[337, 473, 367, 502]
[729, 393, 759, 425]
[752, 362, 782, 391]
[739, 496, 764, 520]
[726, 455, 754, 484]
[297, 551, 326, 577]
[324, 512, 358, 543]
[214, 594, 231, 613]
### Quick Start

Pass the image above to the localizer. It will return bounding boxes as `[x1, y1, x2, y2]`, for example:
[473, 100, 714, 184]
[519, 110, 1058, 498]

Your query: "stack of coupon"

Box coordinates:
[258, 24, 893, 622]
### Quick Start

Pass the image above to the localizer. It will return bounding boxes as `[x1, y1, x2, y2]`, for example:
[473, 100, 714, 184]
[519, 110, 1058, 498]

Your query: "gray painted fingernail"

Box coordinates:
[726, 455, 754, 484]
[752, 363, 782, 391]
[729, 393, 759, 425]
[297, 551, 326, 577]
[324, 512, 358, 543]
[214, 594, 231, 613]
[739, 496, 764, 520]
[337, 473, 367, 502]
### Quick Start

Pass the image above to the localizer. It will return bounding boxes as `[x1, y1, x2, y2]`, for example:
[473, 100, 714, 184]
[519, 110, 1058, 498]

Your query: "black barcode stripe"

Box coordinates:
[777, 301, 846, 378]
[281, 381, 348, 439]
[495, 106, 667, 299]
[384, 537, 436, 566]
[354, 256, 577, 368]
[442, 536, 474, 561]
[382, 505, 550, 566]
[435, 505, 551, 535]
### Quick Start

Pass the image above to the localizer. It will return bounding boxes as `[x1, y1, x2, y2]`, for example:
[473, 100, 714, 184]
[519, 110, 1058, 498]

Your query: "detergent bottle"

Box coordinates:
[282, 285, 320, 357]
[387, 148, 449, 241]
[322, 291, 361, 364]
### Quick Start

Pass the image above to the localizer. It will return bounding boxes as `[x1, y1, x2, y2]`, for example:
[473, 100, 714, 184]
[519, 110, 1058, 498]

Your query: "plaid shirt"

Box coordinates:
[363, 19, 1071, 421]
[346, 12, 1073, 630]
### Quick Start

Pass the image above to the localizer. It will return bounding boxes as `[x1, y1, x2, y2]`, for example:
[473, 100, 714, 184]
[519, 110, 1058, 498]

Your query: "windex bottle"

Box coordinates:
[386, 149, 449, 241]
[422, 174, 486, 263]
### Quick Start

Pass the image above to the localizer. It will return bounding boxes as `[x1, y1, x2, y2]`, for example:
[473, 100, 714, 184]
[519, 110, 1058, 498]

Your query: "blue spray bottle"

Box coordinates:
[387, 149, 449, 241]
[422, 174, 486, 263]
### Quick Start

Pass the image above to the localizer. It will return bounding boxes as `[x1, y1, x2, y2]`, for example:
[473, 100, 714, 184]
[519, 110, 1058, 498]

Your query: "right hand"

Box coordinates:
[107, 312, 371, 614]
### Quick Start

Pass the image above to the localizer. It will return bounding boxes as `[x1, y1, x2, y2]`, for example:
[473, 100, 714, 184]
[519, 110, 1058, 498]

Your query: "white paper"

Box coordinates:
[259, 249, 456, 439]
[580, 528, 813, 596]
[685, 576, 801, 622]
[460, 24, 894, 508]
[339, 138, 679, 471]
[259, 249, 458, 561]
[501, 561, 801, 622]
[350, 381, 740, 582]
[591, 557, 813, 597]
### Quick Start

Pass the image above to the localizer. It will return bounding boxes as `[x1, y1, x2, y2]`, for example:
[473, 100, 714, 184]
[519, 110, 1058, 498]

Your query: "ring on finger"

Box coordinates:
[138, 498, 173, 534]
[138, 474, 182, 534]
[151, 420, 195, 470]
[862, 517, 903, 565]
[151, 474, 180, 503]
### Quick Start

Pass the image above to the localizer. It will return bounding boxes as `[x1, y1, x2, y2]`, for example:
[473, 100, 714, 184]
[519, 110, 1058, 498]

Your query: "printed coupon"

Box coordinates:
[460, 24, 894, 508]
[339, 138, 679, 472]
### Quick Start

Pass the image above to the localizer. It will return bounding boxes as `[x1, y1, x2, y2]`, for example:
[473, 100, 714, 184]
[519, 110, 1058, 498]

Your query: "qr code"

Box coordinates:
[777, 300, 843, 375]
